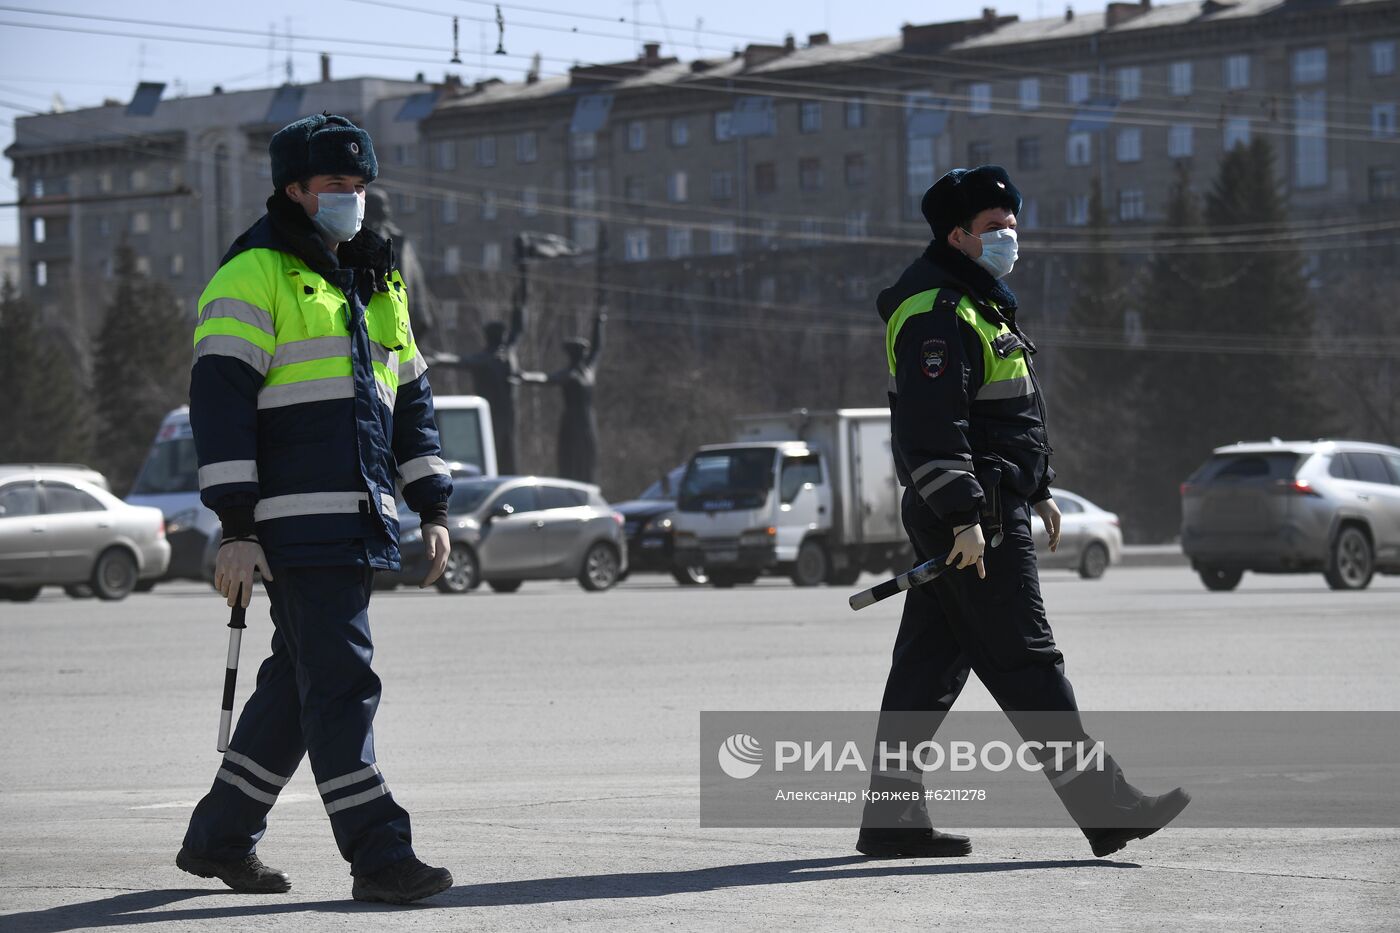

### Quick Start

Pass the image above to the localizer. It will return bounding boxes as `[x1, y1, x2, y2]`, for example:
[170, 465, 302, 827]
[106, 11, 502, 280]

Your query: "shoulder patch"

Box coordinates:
[920, 338, 948, 379]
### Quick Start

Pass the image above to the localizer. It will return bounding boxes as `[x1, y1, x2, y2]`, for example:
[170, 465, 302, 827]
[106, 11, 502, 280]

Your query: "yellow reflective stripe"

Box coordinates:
[884, 288, 940, 376]
[264, 357, 353, 387]
[885, 288, 1029, 389]
[193, 317, 277, 354]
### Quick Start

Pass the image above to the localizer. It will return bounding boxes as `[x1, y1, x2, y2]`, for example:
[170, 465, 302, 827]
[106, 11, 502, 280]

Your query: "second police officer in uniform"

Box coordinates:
[857, 165, 1190, 859]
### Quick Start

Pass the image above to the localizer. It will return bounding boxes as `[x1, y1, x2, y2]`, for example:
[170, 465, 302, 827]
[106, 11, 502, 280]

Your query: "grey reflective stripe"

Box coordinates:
[398, 455, 450, 485]
[198, 297, 274, 333]
[399, 352, 428, 383]
[257, 377, 355, 409]
[375, 379, 395, 410]
[886, 374, 897, 394]
[317, 764, 381, 795]
[918, 471, 967, 498]
[255, 492, 371, 522]
[216, 767, 279, 805]
[977, 374, 1035, 401]
[195, 334, 272, 374]
[224, 749, 291, 787]
[379, 492, 397, 514]
[199, 460, 259, 489]
[1047, 766, 1088, 789]
[270, 336, 351, 368]
[369, 342, 396, 368]
[910, 459, 973, 484]
[324, 782, 390, 815]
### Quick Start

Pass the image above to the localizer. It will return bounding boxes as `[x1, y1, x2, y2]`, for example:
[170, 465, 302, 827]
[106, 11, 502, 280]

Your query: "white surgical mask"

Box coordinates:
[310, 190, 366, 242]
[964, 226, 1018, 279]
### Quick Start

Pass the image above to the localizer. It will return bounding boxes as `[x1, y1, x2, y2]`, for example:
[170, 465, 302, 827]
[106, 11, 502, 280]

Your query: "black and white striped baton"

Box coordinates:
[848, 554, 952, 611]
[216, 587, 246, 753]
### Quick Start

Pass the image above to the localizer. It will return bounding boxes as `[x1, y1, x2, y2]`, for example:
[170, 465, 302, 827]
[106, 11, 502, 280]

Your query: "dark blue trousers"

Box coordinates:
[183, 565, 414, 876]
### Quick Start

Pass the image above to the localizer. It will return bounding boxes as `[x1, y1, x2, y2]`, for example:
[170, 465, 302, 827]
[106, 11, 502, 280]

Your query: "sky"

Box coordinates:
[0, 0, 1116, 245]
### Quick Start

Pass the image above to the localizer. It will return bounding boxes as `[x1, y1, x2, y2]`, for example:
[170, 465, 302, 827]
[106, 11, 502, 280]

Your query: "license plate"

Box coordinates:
[641, 538, 665, 549]
[708, 549, 738, 563]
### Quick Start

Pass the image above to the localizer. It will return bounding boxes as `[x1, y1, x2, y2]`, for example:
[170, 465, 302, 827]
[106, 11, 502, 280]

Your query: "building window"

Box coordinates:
[799, 157, 822, 191]
[1118, 189, 1145, 221]
[481, 190, 498, 220]
[395, 144, 417, 166]
[1068, 72, 1091, 104]
[754, 161, 777, 194]
[135, 256, 151, 276]
[1065, 194, 1089, 226]
[968, 140, 992, 166]
[624, 229, 649, 262]
[169, 165, 183, 188]
[714, 111, 734, 142]
[711, 171, 735, 200]
[1224, 117, 1251, 151]
[1292, 48, 1326, 85]
[30, 177, 44, 198]
[1117, 67, 1141, 101]
[482, 242, 501, 271]
[845, 96, 865, 128]
[667, 227, 691, 258]
[759, 219, 779, 248]
[1369, 166, 1398, 200]
[800, 101, 823, 133]
[97, 216, 111, 238]
[1066, 132, 1092, 166]
[572, 164, 596, 210]
[443, 245, 460, 275]
[1224, 54, 1250, 90]
[845, 210, 869, 239]
[624, 175, 645, 202]
[969, 82, 992, 115]
[569, 131, 596, 160]
[710, 221, 735, 255]
[844, 153, 867, 187]
[627, 120, 647, 151]
[98, 171, 113, 193]
[1017, 136, 1041, 170]
[906, 136, 936, 218]
[842, 275, 866, 301]
[1170, 61, 1192, 96]
[667, 170, 688, 202]
[398, 192, 416, 214]
[1116, 128, 1142, 163]
[169, 253, 184, 277]
[436, 140, 456, 170]
[1372, 103, 1397, 138]
[131, 211, 150, 234]
[1019, 197, 1038, 229]
[522, 186, 539, 216]
[441, 197, 457, 224]
[33, 260, 47, 287]
[1019, 78, 1040, 110]
[476, 136, 497, 167]
[170, 208, 183, 232]
[516, 131, 537, 163]
[1168, 123, 1194, 158]
[1295, 91, 1328, 188]
[129, 168, 147, 191]
[670, 117, 690, 147]
[1373, 41, 1397, 76]
[31, 217, 45, 244]
[758, 274, 777, 303]
[799, 217, 820, 243]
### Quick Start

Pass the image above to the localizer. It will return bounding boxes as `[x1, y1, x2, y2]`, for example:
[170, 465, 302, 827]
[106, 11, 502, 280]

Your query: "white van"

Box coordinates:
[431, 395, 498, 478]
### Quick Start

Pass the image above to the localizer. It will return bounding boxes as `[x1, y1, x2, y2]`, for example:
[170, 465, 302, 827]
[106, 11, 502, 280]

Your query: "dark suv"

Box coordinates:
[1180, 440, 1400, 591]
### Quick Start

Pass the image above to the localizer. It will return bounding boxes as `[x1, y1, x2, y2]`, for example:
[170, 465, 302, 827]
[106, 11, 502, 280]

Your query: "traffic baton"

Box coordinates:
[848, 554, 952, 611]
[216, 586, 246, 753]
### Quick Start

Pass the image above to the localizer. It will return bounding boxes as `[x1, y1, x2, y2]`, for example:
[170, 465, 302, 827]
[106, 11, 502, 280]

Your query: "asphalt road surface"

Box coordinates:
[2, 566, 1397, 931]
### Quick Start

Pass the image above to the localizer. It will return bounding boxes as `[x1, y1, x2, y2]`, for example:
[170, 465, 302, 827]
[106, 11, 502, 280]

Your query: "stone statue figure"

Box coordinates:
[431, 305, 529, 475]
[523, 311, 605, 483]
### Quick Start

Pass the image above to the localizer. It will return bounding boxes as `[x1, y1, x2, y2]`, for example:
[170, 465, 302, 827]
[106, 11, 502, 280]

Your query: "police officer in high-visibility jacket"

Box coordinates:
[176, 114, 454, 905]
[857, 165, 1189, 860]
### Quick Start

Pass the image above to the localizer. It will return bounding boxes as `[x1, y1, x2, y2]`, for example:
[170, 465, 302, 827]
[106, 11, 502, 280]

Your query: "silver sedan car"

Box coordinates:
[0, 469, 170, 601]
[1031, 489, 1123, 579]
[381, 476, 628, 594]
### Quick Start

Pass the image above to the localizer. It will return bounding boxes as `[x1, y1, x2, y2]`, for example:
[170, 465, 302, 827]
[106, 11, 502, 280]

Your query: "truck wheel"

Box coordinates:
[791, 540, 828, 587]
[91, 548, 139, 601]
[827, 563, 861, 586]
[1324, 526, 1374, 591]
[1078, 542, 1109, 580]
[133, 579, 157, 593]
[671, 565, 709, 585]
[1198, 566, 1243, 592]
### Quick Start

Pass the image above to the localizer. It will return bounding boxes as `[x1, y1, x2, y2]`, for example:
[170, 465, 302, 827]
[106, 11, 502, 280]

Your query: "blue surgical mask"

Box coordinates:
[964, 227, 1018, 279]
[310, 190, 365, 242]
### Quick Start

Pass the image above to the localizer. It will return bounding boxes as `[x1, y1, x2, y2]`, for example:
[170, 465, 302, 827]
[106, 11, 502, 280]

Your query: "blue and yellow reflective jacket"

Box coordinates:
[878, 243, 1054, 527]
[189, 193, 451, 569]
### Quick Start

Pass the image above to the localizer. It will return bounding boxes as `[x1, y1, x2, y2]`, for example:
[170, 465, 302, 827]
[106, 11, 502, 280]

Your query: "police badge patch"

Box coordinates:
[920, 339, 948, 379]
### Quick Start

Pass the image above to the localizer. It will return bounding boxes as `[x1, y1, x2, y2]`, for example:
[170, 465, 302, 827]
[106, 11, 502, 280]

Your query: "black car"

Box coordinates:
[615, 467, 707, 585]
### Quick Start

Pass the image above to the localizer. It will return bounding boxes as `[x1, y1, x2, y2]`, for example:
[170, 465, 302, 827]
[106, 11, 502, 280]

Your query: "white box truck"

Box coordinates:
[670, 408, 911, 587]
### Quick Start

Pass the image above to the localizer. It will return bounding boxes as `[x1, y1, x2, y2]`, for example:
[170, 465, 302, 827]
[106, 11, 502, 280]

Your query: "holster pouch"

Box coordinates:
[977, 465, 1005, 548]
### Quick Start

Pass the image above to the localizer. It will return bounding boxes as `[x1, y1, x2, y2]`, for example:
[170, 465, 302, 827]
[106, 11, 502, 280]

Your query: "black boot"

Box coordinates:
[855, 776, 972, 858]
[176, 847, 291, 893]
[351, 856, 453, 905]
[1084, 787, 1192, 858]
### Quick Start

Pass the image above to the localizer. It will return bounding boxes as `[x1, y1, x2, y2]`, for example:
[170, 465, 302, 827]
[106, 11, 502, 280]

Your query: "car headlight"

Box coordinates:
[166, 508, 199, 534]
[739, 526, 777, 547]
[645, 517, 673, 532]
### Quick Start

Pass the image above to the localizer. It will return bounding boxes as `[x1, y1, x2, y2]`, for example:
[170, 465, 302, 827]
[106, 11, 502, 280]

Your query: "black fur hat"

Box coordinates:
[269, 112, 378, 191]
[920, 164, 1022, 240]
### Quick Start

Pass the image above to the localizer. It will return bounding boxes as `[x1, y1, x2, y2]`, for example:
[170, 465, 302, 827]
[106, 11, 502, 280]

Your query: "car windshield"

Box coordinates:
[438, 408, 486, 473]
[677, 448, 774, 512]
[448, 478, 507, 514]
[639, 465, 686, 501]
[1200, 453, 1301, 482]
[130, 437, 199, 495]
